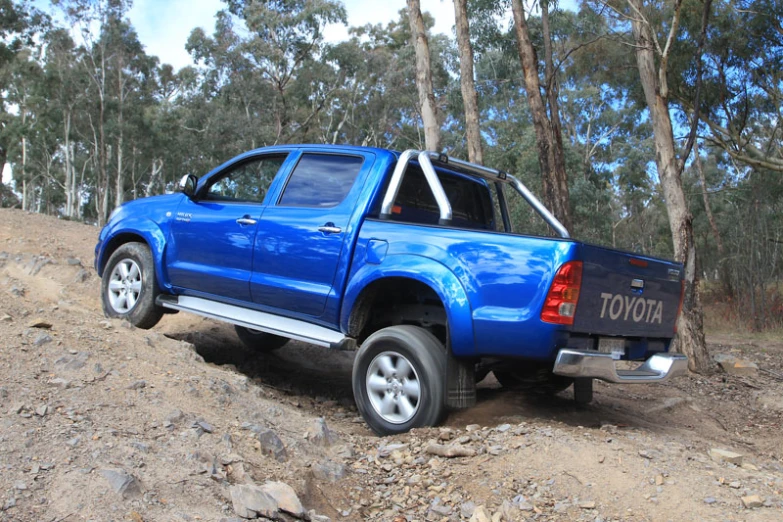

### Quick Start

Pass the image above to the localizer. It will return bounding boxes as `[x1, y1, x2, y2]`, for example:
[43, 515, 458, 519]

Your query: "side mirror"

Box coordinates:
[180, 174, 198, 199]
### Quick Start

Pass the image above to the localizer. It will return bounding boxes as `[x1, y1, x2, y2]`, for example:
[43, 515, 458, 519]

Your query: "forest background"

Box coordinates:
[0, 0, 780, 348]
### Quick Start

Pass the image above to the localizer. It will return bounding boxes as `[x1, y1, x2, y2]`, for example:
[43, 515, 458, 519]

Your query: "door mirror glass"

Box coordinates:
[180, 174, 198, 198]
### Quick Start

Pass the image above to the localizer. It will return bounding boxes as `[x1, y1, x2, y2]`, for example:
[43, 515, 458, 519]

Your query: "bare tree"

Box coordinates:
[407, 0, 441, 152]
[628, 0, 711, 373]
[510, 0, 571, 231]
[452, 0, 482, 164]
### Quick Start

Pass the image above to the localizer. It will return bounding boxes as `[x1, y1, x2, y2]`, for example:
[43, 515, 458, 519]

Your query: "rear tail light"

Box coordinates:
[541, 261, 583, 325]
[674, 279, 685, 333]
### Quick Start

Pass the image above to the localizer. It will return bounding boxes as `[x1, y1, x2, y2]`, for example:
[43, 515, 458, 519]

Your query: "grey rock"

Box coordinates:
[2, 497, 16, 511]
[309, 418, 339, 447]
[33, 333, 52, 346]
[74, 269, 90, 283]
[130, 442, 150, 453]
[48, 378, 71, 389]
[0, 313, 12, 322]
[430, 503, 452, 516]
[55, 353, 89, 371]
[312, 459, 346, 483]
[14, 481, 26, 491]
[460, 501, 477, 518]
[66, 258, 82, 266]
[496, 423, 511, 433]
[127, 380, 147, 390]
[230, 482, 305, 519]
[709, 448, 743, 465]
[718, 358, 758, 375]
[230, 484, 278, 519]
[165, 409, 186, 425]
[100, 469, 142, 498]
[35, 405, 48, 417]
[194, 420, 214, 433]
[704, 497, 717, 505]
[307, 510, 331, 522]
[255, 428, 287, 462]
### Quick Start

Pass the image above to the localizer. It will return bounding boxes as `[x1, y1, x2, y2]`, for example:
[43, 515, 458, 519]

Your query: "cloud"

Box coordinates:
[127, 0, 223, 69]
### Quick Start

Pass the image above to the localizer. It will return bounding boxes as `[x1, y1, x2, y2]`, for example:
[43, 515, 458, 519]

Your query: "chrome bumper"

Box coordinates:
[553, 349, 689, 384]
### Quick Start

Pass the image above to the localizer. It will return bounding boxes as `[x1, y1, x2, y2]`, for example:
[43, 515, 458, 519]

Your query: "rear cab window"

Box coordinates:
[278, 153, 364, 208]
[386, 165, 496, 230]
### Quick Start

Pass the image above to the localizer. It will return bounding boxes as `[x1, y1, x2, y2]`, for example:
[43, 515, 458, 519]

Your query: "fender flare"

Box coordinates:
[340, 254, 475, 357]
[97, 218, 171, 292]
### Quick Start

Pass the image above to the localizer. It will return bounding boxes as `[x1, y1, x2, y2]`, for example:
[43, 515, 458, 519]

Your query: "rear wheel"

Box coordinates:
[234, 325, 288, 352]
[101, 242, 163, 329]
[352, 325, 446, 436]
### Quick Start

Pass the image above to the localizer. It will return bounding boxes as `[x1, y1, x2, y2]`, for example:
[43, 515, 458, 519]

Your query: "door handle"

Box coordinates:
[318, 223, 342, 234]
[236, 217, 257, 225]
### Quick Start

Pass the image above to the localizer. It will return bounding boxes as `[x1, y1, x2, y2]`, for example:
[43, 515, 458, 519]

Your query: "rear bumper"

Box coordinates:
[553, 349, 688, 383]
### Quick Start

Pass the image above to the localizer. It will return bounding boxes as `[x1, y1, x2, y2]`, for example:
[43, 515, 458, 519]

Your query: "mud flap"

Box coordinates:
[445, 353, 476, 409]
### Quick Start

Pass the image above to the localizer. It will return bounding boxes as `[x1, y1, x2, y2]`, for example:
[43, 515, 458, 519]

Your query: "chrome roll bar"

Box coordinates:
[379, 149, 570, 239]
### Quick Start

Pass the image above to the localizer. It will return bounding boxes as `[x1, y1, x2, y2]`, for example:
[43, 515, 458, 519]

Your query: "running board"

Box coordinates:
[156, 295, 348, 349]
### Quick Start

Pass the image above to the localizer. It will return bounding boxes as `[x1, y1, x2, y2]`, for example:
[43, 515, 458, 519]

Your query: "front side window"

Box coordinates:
[206, 154, 288, 203]
[278, 154, 364, 208]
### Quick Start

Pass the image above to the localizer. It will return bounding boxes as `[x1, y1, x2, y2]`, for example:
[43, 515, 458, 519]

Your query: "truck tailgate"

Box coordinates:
[573, 244, 683, 338]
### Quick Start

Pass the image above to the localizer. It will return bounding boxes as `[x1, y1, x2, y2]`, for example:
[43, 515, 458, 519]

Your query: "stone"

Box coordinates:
[579, 501, 596, 509]
[741, 495, 763, 509]
[703, 497, 717, 505]
[756, 394, 783, 412]
[718, 359, 758, 376]
[430, 504, 452, 516]
[309, 418, 339, 447]
[729, 481, 741, 489]
[470, 505, 492, 522]
[165, 409, 185, 425]
[66, 258, 82, 266]
[655, 475, 664, 486]
[466, 424, 481, 432]
[127, 380, 147, 390]
[307, 511, 331, 522]
[74, 269, 90, 283]
[48, 378, 71, 389]
[638, 449, 654, 459]
[35, 404, 48, 417]
[194, 420, 213, 433]
[33, 333, 52, 346]
[496, 423, 511, 433]
[255, 428, 287, 462]
[230, 484, 278, 519]
[100, 469, 142, 498]
[1, 313, 12, 322]
[312, 459, 346, 483]
[425, 443, 476, 458]
[460, 501, 477, 518]
[262, 482, 305, 518]
[2, 497, 16, 511]
[708, 448, 743, 466]
[27, 318, 52, 329]
[55, 352, 89, 371]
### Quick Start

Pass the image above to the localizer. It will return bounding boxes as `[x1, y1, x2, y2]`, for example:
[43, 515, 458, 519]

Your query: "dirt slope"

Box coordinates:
[1, 208, 782, 522]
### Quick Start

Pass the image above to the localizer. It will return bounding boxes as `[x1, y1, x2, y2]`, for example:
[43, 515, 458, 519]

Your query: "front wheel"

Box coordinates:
[101, 242, 163, 329]
[352, 325, 447, 436]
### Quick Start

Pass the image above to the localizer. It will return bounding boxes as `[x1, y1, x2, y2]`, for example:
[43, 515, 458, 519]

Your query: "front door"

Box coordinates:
[166, 153, 290, 301]
[251, 152, 372, 317]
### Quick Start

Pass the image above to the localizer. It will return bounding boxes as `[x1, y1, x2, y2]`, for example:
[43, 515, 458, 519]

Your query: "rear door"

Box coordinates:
[166, 153, 291, 301]
[573, 244, 683, 337]
[250, 151, 374, 317]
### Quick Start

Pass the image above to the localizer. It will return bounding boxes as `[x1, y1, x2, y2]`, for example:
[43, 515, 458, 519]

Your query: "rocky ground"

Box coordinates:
[1, 207, 783, 522]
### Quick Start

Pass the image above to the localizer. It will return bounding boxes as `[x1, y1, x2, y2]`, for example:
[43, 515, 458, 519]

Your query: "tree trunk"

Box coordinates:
[407, 0, 441, 152]
[63, 110, 73, 217]
[510, 0, 571, 232]
[453, 0, 483, 164]
[630, 0, 709, 374]
[540, 0, 571, 231]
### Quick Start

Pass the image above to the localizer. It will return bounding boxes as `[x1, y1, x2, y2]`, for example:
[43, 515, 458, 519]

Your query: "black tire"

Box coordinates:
[234, 325, 288, 352]
[101, 242, 163, 329]
[494, 368, 573, 395]
[352, 325, 447, 436]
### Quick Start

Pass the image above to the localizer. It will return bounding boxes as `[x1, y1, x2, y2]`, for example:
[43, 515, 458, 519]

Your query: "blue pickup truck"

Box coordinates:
[95, 145, 688, 435]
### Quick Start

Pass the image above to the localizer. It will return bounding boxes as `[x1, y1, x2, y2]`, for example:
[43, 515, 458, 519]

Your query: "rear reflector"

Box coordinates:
[629, 258, 648, 267]
[541, 261, 583, 325]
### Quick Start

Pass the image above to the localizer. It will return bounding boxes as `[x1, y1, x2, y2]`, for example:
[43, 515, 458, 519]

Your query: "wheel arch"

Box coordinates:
[340, 255, 475, 357]
[97, 220, 169, 292]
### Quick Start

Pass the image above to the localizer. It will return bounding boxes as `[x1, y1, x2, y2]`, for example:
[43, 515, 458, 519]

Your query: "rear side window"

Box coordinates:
[393, 167, 495, 230]
[278, 154, 363, 207]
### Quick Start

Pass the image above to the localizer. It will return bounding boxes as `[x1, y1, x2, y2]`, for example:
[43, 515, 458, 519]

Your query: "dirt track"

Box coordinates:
[1, 208, 783, 521]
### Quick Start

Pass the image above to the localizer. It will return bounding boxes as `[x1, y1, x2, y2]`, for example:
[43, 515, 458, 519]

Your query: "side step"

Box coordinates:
[156, 295, 348, 349]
